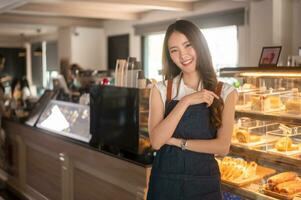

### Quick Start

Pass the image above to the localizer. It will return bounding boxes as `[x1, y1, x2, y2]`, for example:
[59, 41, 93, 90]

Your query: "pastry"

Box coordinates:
[267, 172, 298, 188]
[235, 130, 261, 143]
[219, 157, 257, 182]
[251, 96, 262, 111]
[275, 137, 299, 151]
[251, 95, 282, 111]
[285, 98, 301, 114]
[269, 96, 282, 109]
[275, 179, 301, 195]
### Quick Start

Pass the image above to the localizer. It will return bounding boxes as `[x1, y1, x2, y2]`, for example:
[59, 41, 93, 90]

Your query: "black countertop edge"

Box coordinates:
[4, 119, 153, 168]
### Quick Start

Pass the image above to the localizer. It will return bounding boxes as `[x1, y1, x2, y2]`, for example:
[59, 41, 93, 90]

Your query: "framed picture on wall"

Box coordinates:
[258, 46, 282, 67]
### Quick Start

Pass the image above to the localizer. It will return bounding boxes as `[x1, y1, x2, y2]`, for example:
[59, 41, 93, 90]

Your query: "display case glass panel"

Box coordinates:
[36, 100, 90, 142]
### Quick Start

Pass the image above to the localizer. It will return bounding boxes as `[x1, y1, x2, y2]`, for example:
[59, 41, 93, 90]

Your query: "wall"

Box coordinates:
[273, 0, 293, 65]
[102, 21, 140, 69]
[58, 27, 72, 64]
[31, 42, 43, 87]
[0, 36, 24, 48]
[292, 0, 301, 55]
[248, 0, 273, 66]
[70, 27, 105, 70]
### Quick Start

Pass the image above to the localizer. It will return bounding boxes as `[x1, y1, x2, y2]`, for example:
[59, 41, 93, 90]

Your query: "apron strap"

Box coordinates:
[166, 79, 173, 102]
[215, 81, 223, 97]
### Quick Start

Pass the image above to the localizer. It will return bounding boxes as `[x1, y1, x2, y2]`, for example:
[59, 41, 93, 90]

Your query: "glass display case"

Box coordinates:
[219, 67, 301, 200]
[36, 100, 91, 143]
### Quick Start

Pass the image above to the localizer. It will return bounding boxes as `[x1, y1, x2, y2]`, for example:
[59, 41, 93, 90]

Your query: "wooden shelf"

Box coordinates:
[220, 67, 301, 77]
[230, 145, 301, 173]
[235, 110, 301, 125]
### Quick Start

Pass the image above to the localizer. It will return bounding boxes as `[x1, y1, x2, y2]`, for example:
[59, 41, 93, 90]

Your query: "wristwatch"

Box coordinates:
[180, 139, 187, 151]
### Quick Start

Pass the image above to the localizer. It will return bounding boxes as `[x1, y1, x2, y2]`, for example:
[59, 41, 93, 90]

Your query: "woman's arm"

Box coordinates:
[148, 85, 189, 150]
[167, 90, 237, 155]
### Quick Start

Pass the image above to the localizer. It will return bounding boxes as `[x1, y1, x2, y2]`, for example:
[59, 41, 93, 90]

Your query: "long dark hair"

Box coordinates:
[162, 19, 224, 129]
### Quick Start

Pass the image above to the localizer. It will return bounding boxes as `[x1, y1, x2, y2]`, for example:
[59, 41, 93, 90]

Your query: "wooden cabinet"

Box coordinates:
[3, 121, 150, 200]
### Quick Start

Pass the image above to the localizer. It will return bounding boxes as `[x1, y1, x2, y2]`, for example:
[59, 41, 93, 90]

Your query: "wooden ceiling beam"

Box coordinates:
[0, 13, 104, 27]
[28, 0, 193, 11]
[12, 2, 139, 20]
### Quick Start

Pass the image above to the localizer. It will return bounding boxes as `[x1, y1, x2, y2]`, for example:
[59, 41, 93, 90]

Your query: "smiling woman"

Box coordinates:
[146, 20, 237, 200]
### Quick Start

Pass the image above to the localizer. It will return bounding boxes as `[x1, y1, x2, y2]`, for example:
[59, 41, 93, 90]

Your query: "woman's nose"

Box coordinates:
[179, 49, 189, 59]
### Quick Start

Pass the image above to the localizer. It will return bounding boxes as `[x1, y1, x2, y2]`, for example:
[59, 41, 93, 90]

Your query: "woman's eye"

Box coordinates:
[170, 49, 177, 53]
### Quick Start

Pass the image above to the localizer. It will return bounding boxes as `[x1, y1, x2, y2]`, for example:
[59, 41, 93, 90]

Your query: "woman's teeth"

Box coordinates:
[182, 59, 191, 65]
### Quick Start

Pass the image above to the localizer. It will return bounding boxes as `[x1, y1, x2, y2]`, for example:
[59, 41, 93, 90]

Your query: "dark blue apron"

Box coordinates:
[147, 83, 222, 200]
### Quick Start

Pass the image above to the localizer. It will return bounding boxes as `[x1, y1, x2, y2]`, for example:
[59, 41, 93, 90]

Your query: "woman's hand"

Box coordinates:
[181, 89, 219, 107]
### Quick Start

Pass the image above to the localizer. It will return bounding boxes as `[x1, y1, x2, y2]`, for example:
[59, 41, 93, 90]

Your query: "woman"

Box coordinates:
[147, 20, 237, 199]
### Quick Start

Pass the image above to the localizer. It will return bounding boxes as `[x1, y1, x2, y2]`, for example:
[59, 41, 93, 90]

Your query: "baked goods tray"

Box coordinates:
[232, 135, 279, 147]
[262, 186, 301, 200]
[222, 165, 276, 187]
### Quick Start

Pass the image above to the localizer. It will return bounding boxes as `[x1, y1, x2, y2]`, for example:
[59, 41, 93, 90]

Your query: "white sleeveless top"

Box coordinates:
[155, 75, 236, 108]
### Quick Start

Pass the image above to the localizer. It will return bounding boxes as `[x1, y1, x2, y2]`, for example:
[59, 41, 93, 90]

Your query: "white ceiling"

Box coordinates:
[0, 0, 200, 39]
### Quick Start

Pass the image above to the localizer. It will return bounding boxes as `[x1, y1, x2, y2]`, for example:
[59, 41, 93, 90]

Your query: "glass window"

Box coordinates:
[143, 25, 238, 81]
[143, 33, 165, 81]
[202, 25, 238, 71]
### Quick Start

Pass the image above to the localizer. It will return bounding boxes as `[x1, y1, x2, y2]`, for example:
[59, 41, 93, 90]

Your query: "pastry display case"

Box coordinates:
[219, 67, 301, 200]
[36, 100, 91, 143]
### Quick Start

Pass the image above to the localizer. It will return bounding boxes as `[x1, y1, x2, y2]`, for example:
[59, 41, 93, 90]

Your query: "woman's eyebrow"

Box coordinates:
[169, 41, 189, 49]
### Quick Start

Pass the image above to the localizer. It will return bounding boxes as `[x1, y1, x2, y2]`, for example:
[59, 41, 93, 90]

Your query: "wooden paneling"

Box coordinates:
[4, 120, 149, 200]
[26, 146, 62, 200]
[7, 135, 19, 178]
[74, 168, 136, 200]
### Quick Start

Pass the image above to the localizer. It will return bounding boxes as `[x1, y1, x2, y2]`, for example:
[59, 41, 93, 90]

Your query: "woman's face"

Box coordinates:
[168, 31, 197, 74]
[13, 83, 22, 99]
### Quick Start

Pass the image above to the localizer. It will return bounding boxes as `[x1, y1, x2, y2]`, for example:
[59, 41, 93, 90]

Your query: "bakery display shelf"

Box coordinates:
[267, 147, 301, 157]
[219, 67, 301, 77]
[221, 182, 278, 200]
[231, 135, 280, 148]
[236, 110, 301, 125]
[230, 145, 301, 172]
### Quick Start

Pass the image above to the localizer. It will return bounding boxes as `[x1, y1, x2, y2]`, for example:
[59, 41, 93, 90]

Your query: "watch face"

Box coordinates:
[180, 139, 187, 150]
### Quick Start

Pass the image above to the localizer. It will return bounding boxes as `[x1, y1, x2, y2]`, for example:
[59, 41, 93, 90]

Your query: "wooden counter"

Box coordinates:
[2, 120, 151, 200]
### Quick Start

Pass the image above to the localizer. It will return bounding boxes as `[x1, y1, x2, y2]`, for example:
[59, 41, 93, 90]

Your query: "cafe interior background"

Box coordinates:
[0, 0, 301, 200]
